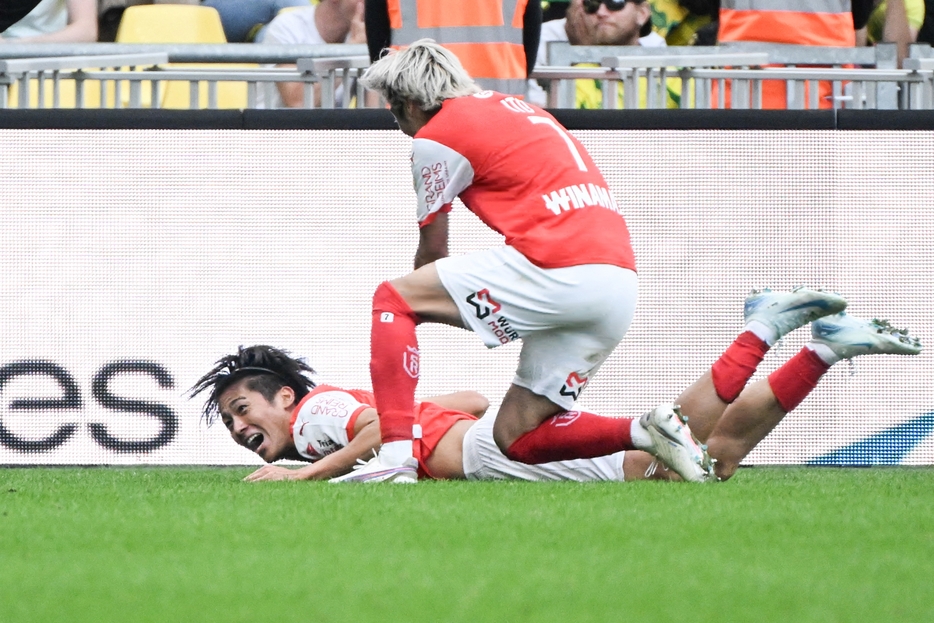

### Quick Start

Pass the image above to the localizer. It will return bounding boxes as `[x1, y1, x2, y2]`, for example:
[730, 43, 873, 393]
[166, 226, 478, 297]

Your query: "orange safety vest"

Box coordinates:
[387, 0, 529, 95]
[717, 0, 856, 109]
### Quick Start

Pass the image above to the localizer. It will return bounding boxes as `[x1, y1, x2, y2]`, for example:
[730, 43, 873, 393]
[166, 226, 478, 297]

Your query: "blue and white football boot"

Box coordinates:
[744, 287, 848, 341]
[811, 313, 923, 359]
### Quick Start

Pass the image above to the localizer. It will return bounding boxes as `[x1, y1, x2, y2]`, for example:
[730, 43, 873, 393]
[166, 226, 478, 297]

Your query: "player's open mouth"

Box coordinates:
[245, 433, 264, 452]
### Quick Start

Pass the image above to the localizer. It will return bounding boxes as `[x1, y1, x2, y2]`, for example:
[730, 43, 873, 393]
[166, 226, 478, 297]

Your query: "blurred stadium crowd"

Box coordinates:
[1, 0, 932, 108]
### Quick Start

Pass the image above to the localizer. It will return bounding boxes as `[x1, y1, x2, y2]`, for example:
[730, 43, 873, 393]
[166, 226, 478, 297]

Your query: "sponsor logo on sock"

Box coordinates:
[549, 411, 581, 427]
[403, 346, 419, 379]
[467, 289, 501, 319]
[559, 372, 588, 400]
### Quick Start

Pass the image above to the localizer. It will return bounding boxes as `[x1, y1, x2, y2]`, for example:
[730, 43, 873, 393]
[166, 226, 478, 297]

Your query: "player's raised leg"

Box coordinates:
[706, 312, 922, 480]
[677, 287, 848, 442]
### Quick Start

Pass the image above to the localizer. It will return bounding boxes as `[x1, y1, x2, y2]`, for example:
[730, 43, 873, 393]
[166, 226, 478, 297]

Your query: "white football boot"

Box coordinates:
[638, 405, 713, 483]
[811, 313, 922, 359]
[744, 287, 848, 341]
[329, 453, 419, 484]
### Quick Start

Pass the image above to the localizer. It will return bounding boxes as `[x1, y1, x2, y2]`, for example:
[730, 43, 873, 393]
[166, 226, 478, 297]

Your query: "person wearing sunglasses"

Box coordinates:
[581, 0, 654, 45]
[527, 0, 680, 108]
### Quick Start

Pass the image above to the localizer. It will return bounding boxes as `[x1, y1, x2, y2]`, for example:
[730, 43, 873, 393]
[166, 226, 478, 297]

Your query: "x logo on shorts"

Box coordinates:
[466, 289, 502, 319]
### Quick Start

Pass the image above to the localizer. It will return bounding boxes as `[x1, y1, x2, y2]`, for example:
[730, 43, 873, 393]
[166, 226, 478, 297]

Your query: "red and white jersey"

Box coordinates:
[412, 91, 636, 271]
[290, 385, 370, 461]
[289, 385, 477, 478]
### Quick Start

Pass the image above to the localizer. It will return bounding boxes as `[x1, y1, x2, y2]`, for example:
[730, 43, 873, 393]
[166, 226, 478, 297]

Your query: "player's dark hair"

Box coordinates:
[189, 345, 316, 426]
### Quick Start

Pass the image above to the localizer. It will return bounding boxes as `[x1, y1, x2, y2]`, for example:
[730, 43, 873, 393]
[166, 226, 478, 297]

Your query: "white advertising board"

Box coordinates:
[0, 129, 931, 465]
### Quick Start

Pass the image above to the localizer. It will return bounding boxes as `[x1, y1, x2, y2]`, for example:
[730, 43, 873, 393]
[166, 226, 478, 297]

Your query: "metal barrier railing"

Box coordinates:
[0, 53, 377, 110]
[688, 67, 933, 110]
[1, 44, 933, 111]
[0, 53, 167, 109]
[297, 56, 370, 109]
[541, 42, 905, 110]
[0, 43, 370, 64]
[600, 53, 768, 109]
[531, 64, 933, 110]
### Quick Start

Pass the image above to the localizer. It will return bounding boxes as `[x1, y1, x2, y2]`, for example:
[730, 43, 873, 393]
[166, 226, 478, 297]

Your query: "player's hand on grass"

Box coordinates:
[243, 465, 301, 482]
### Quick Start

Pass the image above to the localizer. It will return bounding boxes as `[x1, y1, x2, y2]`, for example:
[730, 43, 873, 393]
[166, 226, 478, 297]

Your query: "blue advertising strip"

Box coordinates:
[807, 412, 934, 466]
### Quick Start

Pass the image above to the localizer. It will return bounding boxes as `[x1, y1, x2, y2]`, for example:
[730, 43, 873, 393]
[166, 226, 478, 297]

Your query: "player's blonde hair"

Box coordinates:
[361, 39, 481, 111]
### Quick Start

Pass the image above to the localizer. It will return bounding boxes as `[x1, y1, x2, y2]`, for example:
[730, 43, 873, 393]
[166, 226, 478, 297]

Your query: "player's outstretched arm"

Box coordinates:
[244, 409, 382, 482]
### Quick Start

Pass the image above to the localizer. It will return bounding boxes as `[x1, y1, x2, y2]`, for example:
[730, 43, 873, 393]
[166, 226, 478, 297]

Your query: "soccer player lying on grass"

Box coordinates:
[190, 287, 921, 483]
[190, 350, 677, 482]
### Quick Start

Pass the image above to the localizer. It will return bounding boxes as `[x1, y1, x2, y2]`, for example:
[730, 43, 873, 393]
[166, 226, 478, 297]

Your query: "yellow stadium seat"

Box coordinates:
[115, 4, 253, 109]
[115, 4, 227, 44]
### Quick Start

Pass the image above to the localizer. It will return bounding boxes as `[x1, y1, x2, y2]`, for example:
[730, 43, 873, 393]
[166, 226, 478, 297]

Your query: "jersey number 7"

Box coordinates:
[529, 116, 589, 173]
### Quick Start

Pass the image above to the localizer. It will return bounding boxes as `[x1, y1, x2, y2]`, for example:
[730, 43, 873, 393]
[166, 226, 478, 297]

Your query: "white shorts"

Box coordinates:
[435, 246, 638, 410]
[462, 411, 626, 482]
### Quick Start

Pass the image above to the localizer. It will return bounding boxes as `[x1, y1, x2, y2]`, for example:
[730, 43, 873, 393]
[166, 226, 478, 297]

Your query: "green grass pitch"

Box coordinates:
[1, 467, 932, 623]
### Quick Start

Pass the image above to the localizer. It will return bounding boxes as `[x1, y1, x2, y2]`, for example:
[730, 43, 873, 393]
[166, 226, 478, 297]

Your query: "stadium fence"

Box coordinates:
[4, 43, 934, 110]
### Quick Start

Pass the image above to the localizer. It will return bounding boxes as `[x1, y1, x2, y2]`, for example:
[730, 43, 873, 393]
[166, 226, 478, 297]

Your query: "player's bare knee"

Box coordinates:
[492, 408, 542, 455]
[706, 436, 745, 481]
[385, 275, 415, 301]
[714, 459, 739, 481]
[492, 418, 520, 454]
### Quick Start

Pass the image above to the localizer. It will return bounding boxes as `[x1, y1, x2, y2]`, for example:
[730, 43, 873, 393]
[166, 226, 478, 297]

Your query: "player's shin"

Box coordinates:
[505, 411, 636, 464]
[767, 347, 831, 412]
[705, 331, 846, 480]
[710, 331, 770, 403]
[371, 281, 421, 464]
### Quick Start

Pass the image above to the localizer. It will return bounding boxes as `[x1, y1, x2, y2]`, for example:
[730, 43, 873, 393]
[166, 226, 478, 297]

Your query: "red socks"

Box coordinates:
[711, 332, 829, 411]
[767, 347, 831, 412]
[506, 411, 636, 464]
[711, 331, 770, 403]
[370, 282, 420, 444]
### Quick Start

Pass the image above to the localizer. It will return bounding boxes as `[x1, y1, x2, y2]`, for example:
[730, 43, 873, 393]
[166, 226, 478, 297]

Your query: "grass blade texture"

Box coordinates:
[0, 467, 932, 623]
